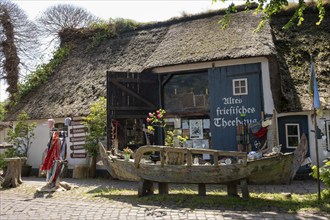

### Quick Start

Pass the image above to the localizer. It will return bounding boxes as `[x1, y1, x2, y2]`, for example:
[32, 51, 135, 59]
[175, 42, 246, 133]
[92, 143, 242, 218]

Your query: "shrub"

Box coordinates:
[6, 112, 36, 159]
[82, 97, 107, 157]
[312, 158, 330, 188]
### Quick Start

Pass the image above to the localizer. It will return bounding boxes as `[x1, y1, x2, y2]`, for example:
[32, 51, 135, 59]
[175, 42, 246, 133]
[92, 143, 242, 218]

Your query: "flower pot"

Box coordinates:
[124, 154, 130, 161]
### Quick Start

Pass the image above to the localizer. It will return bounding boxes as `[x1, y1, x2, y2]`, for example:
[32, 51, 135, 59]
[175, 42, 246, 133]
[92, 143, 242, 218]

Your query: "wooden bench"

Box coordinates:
[138, 178, 249, 200]
[135, 146, 250, 200]
[1, 157, 27, 188]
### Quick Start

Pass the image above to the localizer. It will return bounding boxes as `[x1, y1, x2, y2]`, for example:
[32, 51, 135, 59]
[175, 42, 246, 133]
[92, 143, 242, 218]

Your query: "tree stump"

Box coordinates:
[1, 157, 26, 188]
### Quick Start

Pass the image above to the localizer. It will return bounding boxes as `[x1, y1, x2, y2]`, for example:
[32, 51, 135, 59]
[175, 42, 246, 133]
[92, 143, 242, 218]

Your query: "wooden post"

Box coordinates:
[314, 109, 321, 201]
[158, 182, 169, 195]
[227, 182, 238, 197]
[138, 179, 154, 197]
[198, 183, 206, 196]
[240, 178, 249, 200]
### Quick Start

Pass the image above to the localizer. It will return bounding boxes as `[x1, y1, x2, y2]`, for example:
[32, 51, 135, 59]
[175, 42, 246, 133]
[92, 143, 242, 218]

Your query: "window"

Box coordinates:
[163, 72, 209, 113]
[326, 121, 330, 150]
[285, 123, 300, 148]
[233, 78, 248, 95]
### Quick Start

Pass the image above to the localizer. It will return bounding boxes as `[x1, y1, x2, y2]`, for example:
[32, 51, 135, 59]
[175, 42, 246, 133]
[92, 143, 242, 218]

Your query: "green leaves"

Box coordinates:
[6, 111, 36, 158]
[17, 45, 70, 101]
[214, 0, 326, 31]
[312, 159, 330, 188]
[82, 97, 107, 157]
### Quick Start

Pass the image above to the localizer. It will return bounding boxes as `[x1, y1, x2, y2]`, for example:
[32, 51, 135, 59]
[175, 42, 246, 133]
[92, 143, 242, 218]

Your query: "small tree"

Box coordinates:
[0, 102, 6, 120]
[6, 111, 36, 159]
[82, 97, 106, 177]
[36, 4, 98, 45]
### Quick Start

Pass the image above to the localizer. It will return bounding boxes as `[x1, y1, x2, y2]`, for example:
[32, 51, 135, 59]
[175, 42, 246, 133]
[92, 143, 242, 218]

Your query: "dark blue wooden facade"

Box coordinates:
[208, 63, 263, 151]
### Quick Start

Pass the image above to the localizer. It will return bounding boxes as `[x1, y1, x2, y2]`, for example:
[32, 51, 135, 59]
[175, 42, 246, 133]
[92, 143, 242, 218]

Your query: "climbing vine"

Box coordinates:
[16, 45, 70, 101]
[213, 0, 326, 31]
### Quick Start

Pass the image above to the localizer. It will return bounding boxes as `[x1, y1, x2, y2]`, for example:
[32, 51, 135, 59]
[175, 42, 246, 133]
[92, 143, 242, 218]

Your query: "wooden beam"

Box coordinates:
[110, 78, 156, 84]
[108, 106, 153, 111]
[110, 80, 157, 108]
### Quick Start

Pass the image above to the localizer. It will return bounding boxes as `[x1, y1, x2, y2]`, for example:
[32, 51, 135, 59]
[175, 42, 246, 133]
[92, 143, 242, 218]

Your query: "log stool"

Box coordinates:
[1, 157, 27, 188]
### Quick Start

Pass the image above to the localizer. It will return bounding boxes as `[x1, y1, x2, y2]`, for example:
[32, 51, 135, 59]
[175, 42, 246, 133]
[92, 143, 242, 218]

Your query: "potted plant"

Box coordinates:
[123, 147, 133, 161]
[146, 109, 188, 164]
[6, 111, 36, 177]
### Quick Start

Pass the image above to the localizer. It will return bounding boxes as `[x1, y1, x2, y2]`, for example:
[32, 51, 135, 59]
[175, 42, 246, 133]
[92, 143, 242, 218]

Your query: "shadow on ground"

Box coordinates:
[85, 181, 330, 214]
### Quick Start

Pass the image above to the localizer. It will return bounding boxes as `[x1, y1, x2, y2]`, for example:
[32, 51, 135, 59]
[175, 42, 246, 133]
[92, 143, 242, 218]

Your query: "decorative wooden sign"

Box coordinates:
[70, 121, 84, 126]
[70, 152, 87, 158]
[70, 144, 85, 151]
[70, 127, 87, 134]
[70, 136, 85, 143]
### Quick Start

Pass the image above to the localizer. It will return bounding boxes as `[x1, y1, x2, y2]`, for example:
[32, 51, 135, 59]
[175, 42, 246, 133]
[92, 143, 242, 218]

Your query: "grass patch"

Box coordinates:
[88, 187, 330, 213]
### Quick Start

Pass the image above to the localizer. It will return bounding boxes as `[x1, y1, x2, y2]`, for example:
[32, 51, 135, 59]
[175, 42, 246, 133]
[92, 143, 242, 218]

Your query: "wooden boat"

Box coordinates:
[134, 134, 308, 198]
[100, 133, 307, 198]
[98, 142, 140, 181]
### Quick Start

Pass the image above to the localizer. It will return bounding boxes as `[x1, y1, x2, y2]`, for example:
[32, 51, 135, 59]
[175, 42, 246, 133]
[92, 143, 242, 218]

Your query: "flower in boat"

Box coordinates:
[123, 147, 133, 155]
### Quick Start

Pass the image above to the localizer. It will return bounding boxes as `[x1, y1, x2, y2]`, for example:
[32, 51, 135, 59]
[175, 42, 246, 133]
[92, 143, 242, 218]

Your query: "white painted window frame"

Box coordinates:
[285, 123, 300, 149]
[232, 78, 248, 96]
[326, 121, 330, 150]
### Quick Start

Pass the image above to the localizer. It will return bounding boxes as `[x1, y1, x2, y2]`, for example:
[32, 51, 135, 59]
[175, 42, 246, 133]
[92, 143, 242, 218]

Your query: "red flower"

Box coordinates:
[146, 118, 150, 122]
[148, 112, 153, 117]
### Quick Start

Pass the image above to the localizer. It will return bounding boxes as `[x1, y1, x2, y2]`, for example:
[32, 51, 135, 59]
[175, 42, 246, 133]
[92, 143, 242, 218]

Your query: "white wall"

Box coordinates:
[12, 118, 88, 169]
[308, 110, 330, 166]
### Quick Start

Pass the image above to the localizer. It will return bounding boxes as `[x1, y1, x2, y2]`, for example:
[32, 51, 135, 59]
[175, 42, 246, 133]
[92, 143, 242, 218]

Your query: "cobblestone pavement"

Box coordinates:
[1, 177, 329, 220]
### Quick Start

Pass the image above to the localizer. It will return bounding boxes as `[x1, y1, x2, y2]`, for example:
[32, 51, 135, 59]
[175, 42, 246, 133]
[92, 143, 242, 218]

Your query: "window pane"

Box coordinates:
[241, 87, 246, 94]
[287, 125, 298, 135]
[288, 137, 299, 147]
[240, 80, 246, 87]
[164, 72, 209, 113]
[235, 88, 240, 94]
[234, 81, 240, 87]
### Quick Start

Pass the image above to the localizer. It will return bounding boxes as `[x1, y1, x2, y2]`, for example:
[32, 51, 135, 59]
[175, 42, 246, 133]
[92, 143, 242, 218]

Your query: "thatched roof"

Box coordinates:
[144, 10, 274, 69]
[5, 5, 276, 121]
[8, 4, 330, 121]
[271, 3, 330, 112]
[7, 26, 169, 120]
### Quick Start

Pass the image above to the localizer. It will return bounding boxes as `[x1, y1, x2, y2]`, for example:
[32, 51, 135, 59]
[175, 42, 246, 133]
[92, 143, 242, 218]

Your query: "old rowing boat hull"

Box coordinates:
[99, 142, 140, 181]
[136, 153, 294, 184]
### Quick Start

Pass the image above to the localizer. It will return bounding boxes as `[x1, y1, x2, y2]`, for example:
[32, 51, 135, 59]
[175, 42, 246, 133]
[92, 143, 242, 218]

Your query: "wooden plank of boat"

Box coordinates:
[134, 146, 250, 184]
[135, 146, 250, 199]
[137, 163, 250, 183]
[247, 153, 294, 184]
[98, 142, 140, 181]
[134, 134, 308, 185]
[248, 133, 308, 184]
